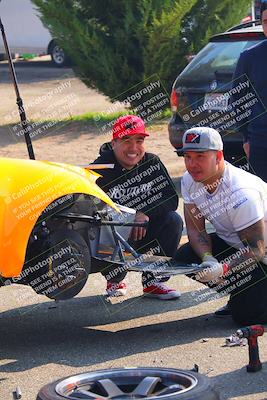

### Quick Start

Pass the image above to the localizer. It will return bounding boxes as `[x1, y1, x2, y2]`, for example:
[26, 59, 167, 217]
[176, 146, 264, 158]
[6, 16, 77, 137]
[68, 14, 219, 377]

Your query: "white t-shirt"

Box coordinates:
[182, 162, 267, 249]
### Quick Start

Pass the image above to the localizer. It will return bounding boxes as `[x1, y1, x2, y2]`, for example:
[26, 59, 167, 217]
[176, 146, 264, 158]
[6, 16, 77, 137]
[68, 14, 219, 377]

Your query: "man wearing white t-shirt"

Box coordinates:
[175, 126, 267, 325]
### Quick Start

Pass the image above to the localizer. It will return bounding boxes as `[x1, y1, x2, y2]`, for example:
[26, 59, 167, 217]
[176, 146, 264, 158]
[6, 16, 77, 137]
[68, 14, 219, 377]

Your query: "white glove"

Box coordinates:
[196, 255, 224, 283]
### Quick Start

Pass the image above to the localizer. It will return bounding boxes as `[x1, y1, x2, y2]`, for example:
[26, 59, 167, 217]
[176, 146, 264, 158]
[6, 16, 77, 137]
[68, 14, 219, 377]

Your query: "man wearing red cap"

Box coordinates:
[93, 115, 183, 299]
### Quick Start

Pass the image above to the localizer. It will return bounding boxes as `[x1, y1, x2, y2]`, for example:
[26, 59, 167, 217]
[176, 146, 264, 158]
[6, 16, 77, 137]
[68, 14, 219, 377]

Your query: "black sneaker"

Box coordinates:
[214, 303, 232, 317]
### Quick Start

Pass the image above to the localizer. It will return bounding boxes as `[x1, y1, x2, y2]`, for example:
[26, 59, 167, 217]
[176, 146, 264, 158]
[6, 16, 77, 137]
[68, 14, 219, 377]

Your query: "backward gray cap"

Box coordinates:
[181, 127, 223, 153]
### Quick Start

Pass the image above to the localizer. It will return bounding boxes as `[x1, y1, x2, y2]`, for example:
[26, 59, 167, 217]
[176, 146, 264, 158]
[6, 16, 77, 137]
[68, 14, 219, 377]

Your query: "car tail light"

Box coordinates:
[226, 32, 262, 39]
[242, 16, 252, 23]
[170, 90, 180, 112]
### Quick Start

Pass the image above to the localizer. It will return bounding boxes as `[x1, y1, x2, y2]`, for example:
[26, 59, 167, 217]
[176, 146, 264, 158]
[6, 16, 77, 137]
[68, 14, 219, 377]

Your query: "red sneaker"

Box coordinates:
[106, 281, 127, 297]
[143, 282, 181, 300]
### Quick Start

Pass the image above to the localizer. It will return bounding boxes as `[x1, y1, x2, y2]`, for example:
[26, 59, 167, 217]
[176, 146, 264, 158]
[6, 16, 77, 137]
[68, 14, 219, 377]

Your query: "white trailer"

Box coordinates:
[0, 0, 67, 66]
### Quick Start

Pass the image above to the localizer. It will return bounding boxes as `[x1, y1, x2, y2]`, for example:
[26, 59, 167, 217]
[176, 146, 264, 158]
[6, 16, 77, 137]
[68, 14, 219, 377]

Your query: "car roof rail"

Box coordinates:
[226, 19, 262, 32]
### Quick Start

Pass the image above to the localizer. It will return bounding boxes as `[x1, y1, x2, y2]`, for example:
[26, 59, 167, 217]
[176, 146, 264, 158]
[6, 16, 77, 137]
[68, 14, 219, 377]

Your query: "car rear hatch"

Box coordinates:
[172, 31, 264, 132]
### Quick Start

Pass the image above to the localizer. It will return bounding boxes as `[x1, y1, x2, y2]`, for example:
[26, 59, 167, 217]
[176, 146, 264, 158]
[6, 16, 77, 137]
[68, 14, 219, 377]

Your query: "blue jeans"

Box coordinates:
[130, 211, 183, 257]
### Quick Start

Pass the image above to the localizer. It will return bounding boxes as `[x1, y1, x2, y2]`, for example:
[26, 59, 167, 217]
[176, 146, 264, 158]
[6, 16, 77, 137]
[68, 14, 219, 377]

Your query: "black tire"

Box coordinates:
[50, 42, 68, 67]
[36, 367, 220, 400]
[28, 229, 91, 300]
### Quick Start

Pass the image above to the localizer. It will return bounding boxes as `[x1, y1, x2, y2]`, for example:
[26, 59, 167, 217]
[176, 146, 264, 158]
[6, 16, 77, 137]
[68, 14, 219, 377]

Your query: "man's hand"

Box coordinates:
[130, 211, 149, 241]
[196, 256, 226, 282]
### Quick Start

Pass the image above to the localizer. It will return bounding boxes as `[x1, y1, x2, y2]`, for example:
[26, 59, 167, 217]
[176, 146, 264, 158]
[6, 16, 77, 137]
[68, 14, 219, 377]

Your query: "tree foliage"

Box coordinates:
[32, 0, 251, 107]
[182, 0, 251, 54]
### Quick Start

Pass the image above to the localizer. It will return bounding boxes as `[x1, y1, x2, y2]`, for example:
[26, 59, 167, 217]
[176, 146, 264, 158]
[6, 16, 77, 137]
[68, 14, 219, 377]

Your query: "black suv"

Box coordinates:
[168, 21, 265, 164]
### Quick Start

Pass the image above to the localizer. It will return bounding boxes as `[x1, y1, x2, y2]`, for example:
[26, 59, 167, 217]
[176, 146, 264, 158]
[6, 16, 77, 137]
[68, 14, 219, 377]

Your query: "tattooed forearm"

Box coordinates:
[227, 220, 265, 273]
[197, 232, 210, 246]
[238, 220, 265, 260]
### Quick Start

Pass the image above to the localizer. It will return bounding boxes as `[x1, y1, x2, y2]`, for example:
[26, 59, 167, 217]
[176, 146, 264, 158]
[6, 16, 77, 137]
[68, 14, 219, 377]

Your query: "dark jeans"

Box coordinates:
[249, 144, 267, 182]
[175, 233, 267, 325]
[103, 211, 183, 286]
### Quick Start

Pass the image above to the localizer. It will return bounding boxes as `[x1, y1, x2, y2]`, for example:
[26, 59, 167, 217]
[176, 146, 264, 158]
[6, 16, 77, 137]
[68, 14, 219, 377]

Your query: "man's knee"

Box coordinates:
[162, 211, 183, 234]
[148, 211, 183, 239]
[231, 309, 267, 326]
[175, 241, 201, 264]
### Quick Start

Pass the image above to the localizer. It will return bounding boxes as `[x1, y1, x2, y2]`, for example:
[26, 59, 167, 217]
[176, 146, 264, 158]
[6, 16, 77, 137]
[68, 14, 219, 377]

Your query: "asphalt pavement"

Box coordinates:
[1, 273, 267, 400]
[0, 58, 267, 400]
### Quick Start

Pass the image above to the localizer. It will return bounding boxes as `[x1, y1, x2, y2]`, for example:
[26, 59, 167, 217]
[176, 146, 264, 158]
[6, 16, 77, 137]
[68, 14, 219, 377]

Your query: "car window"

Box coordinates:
[179, 40, 260, 81]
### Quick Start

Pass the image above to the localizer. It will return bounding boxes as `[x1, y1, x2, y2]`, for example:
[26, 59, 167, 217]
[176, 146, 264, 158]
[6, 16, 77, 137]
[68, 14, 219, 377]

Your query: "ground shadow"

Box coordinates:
[214, 363, 267, 399]
[0, 290, 236, 373]
[0, 60, 73, 84]
[0, 120, 103, 150]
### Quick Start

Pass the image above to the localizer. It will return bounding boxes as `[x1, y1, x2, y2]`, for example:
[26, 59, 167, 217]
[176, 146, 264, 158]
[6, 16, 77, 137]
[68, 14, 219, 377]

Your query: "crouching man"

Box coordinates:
[92, 115, 183, 299]
[175, 127, 267, 325]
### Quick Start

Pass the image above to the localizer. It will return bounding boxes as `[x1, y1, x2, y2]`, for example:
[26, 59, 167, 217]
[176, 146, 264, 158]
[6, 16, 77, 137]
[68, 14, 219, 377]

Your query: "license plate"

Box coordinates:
[204, 93, 228, 111]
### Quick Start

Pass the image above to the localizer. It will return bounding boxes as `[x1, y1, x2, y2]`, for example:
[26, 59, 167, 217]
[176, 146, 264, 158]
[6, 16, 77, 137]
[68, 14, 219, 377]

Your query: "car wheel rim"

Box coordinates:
[55, 368, 198, 399]
[52, 45, 65, 64]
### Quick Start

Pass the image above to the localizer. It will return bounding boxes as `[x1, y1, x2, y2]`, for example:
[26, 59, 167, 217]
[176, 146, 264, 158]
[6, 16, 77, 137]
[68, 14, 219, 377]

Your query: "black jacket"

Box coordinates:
[232, 40, 267, 146]
[93, 143, 179, 219]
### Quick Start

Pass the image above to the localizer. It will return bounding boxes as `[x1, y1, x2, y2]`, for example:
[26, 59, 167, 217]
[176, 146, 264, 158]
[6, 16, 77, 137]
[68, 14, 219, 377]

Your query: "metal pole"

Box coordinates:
[252, 1, 256, 20]
[0, 16, 35, 159]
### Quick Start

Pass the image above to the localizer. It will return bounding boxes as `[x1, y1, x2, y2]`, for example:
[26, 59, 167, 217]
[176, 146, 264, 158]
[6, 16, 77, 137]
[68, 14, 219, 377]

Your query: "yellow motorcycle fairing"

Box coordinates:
[0, 157, 117, 278]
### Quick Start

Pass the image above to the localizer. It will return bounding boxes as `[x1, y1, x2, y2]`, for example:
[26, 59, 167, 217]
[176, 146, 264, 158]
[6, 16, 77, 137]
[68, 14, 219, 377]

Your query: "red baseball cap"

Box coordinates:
[112, 115, 149, 139]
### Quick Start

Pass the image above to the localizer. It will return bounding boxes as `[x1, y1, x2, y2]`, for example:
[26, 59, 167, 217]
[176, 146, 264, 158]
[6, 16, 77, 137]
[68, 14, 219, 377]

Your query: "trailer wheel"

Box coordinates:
[36, 368, 220, 400]
[28, 229, 91, 300]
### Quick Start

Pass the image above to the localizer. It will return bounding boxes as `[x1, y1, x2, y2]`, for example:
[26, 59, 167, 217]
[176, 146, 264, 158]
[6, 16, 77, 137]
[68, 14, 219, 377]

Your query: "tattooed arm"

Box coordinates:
[228, 219, 265, 272]
[184, 203, 212, 260]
